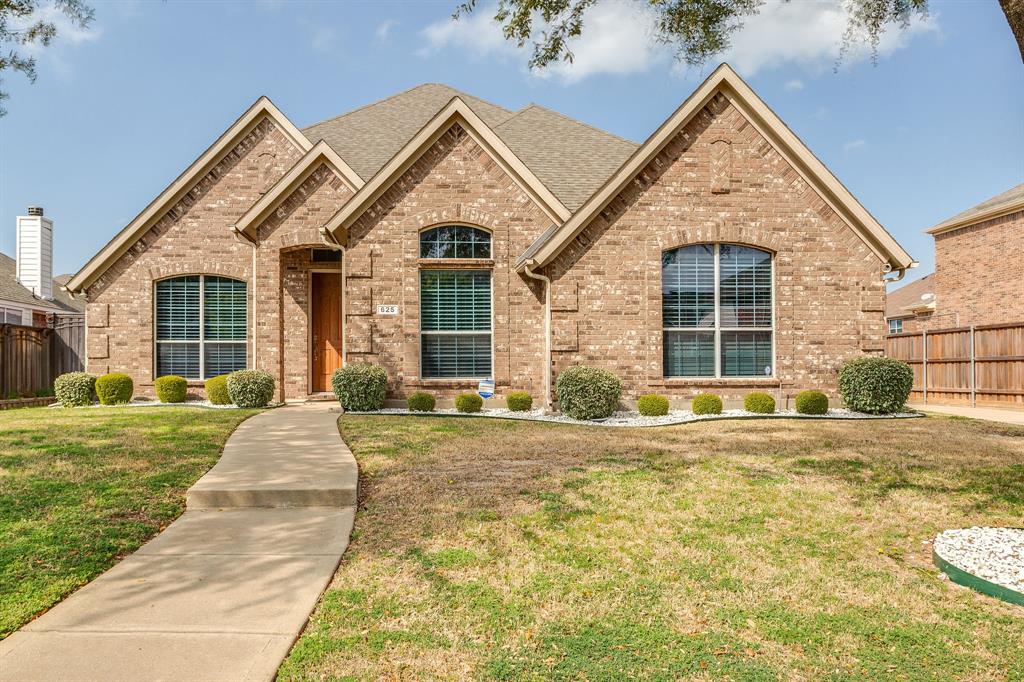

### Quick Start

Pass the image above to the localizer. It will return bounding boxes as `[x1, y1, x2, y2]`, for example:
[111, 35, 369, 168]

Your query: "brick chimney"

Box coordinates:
[16, 206, 54, 300]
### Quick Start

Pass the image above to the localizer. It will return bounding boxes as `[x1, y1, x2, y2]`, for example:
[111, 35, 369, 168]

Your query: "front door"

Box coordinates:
[311, 272, 343, 393]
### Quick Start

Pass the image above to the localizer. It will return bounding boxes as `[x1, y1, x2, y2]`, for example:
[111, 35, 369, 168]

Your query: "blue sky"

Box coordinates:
[0, 0, 1021, 287]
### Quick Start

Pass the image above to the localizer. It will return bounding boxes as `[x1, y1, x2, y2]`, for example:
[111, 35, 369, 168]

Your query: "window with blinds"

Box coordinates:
[662, 244, 773, 378]
[419, 269, 492, 378]
[155, 275, 247, 379]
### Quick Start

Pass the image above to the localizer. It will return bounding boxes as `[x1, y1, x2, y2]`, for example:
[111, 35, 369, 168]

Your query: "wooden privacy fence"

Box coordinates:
[0, 319, 84, 398]
[886, 322, 1024, 409]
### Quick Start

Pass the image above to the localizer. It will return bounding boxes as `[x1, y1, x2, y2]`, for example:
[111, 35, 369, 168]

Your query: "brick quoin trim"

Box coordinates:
[81, 89, 896, 407]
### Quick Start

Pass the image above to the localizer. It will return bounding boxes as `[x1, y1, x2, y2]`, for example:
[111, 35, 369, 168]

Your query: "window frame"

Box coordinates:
[153, 274, 248, 381]
[417, 225, 495, 381]
[888, 318, 903, 335]
[661, 243, 775, 379]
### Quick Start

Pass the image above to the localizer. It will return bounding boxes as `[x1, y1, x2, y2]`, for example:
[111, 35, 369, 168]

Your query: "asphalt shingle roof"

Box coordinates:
[929, 183, 1024, 232]
[886, 273, 935, 318]
[0, 253, 85, 313]
[301, 84, 638, 211]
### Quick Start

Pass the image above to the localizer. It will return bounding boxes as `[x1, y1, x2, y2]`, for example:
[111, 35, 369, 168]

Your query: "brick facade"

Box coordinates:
[82, 89, 894, 407]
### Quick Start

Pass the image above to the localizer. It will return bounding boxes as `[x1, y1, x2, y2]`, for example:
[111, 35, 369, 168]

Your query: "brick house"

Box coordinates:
[65, 64, 914, 406]
[887, 183, 1023, 333]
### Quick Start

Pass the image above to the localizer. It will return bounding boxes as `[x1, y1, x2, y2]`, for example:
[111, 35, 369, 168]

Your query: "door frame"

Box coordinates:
[307, 266, 345, 394]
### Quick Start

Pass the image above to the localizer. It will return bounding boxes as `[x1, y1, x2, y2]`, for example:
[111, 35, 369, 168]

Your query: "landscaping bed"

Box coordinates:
[0, 406, 258, 637]
[280, 413, 1024, 680]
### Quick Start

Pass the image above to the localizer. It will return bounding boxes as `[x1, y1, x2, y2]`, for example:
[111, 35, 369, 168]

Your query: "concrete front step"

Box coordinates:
[186, 403, 357, 510]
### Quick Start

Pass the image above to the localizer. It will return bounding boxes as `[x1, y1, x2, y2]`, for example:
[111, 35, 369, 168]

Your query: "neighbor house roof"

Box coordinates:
[517, 63, 915, 272]
[926, 183, 1024, 235]
[302, 84, 637, 211]
[886, 273, 935, 319]
[0, 253, 85, 314]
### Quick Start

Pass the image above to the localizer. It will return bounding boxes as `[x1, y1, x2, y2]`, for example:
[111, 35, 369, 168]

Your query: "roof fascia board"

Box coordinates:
[235, 140, 364, 237]
[67, 96, 312, 292]
[323, 98, 571, 239]
[525, 63, 914, 271]
[925, 200, 1024, 235]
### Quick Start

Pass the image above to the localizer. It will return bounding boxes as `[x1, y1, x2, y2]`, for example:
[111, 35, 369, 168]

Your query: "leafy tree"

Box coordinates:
[0, 0, 94, 116]
[456, 0, 1024, 71]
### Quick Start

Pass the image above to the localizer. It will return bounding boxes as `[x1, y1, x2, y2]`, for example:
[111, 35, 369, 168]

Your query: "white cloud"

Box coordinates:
[722, 0, 939, 76]
[419, 0, 665, 83]
[15, 3, 102, 58]
[843, 138, 866, 151]
[784, 78, 804, 91]
[376, 19, 398, 43]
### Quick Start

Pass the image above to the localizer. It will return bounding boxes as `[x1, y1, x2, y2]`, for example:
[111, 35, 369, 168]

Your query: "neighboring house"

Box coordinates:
[65, 64, 914, 404]
[1, 208, 85, 326]
[887, 183, 1024, 333]
[885, 273, 935, 334]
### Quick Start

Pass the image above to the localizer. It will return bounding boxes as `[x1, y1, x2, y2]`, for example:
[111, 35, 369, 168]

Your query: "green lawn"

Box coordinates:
[0, 406, 257, 637]
[281, 414, 1024, 681]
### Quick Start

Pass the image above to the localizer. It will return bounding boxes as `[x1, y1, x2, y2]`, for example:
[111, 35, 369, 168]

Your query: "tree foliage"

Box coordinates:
[0, 0, 94, 115]
[457, 0, 1022, 71]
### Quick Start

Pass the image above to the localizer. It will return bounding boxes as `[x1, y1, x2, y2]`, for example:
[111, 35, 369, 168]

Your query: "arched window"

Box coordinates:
[155, 275, 247, 379]
[662, 244, 772, 377]
[419, 225, 491, 259]
[419, 226, 492, 378]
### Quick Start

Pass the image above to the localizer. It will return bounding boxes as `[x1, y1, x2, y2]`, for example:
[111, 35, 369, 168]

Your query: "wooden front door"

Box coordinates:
[311, 272, 343, 393]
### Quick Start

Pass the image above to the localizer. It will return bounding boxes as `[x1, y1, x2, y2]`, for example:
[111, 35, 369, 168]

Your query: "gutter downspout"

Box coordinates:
[883, 260, 918, 284]
[231, 225, 258, 372]
[520, 259, 552, 412]
[319, 227, 347, 368]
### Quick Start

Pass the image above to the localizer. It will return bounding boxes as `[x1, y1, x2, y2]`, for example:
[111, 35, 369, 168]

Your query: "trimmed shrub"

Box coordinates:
[795, 390, 829, 415]
[691, 393, 723, 415]
[332, 363, 388, 411]
[227, 369, 275, 408]
[95, 373, 134, 405]
[744, 392, 776, 414]
[455, 393, 484, 413]
[637, 394, 670, 416]
[205, 375, 231, 405]
[154, 375, 188, 403]
[505, 391, 533, 412]
[54, 373, 96, 407]
[839, 356, 914, 415]
[408, 392, 435, 412]
[555, 365, 622, 420]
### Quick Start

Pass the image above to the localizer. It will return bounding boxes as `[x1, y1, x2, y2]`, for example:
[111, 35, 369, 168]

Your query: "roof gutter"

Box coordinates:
[518, 259, 552, 412]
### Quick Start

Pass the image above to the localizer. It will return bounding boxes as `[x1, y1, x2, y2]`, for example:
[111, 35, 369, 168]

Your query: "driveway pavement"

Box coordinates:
[911, 403, 1024, 426]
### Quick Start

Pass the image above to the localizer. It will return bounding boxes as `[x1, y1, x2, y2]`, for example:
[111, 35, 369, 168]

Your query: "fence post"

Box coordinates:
[969, 325, 976, 408]
[922, 330, 928, 405]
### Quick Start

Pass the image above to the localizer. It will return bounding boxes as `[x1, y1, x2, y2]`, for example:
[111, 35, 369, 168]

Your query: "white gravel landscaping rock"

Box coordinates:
[49, 399, 263, 410]
[347, 407, 921, 427]
[934, 527, 1024, 594]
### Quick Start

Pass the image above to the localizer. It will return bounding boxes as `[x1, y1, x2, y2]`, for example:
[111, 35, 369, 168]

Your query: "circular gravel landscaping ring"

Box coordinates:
[933, 528, 1024, 607]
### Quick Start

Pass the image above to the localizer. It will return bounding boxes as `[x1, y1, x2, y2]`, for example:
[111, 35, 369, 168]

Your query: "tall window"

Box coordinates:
[155, 275, 247, 379]
[420, 226, 492, 379]
[662, 244, 772, 378]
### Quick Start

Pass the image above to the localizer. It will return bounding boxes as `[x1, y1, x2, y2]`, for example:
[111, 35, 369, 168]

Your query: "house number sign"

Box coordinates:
[376, 304, 399, 315]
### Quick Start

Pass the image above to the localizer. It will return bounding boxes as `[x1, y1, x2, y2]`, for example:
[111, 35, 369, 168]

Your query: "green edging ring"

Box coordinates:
[933, 549, 1024, 607]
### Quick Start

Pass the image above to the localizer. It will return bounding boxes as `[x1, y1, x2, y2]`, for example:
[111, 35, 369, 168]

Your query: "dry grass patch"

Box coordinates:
[281, 414, 1024, 681]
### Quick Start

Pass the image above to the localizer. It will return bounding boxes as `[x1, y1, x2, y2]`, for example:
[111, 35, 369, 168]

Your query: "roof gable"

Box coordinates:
[323, 97, 572, 240]
[233, 140, 364, 237]
[518, 63, 915, 272]
[66, 96, 312, 293]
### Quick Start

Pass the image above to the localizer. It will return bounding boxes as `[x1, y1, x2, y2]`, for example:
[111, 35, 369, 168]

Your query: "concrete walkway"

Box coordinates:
[910, 403, 1024, 426]
[0, 403, 357, 682]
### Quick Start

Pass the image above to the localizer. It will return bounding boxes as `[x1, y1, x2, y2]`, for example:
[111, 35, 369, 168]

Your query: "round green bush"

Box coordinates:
[95, 373, 134, 405]
[691, 393, 723, 415]
[332, 363, 388, 411]
[637, 394, 669, 416]
[555, 365, 622, 420]
[205, 375, 231, 405]
[743, 392, 776, 414]
[227, 369, 275, 408]
[505, 391, 533, 412]
[154, 375, 188, 403]
[407, 392, 435, 412]
[455, 393, 483, 413]
[838, 356, 914, 415]
[54, 372, 96, 407]
[795, 390, 829, 415]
